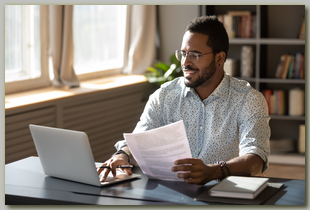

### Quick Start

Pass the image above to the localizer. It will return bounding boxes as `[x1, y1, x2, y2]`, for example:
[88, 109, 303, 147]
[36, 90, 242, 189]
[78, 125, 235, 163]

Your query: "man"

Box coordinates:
[97, 15, 270, 185]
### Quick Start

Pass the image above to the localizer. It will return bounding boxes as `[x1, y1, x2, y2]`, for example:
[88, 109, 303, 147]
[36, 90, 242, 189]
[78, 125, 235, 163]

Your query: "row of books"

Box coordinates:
[217, 11, 256, 38]
[262, 89, 285, 115]
[275, 53, 305, 79]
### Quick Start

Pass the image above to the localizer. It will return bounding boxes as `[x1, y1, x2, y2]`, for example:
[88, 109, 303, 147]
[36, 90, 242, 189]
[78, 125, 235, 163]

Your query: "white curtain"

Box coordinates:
[49, 5, 80, 88]
[123, 5, 157, 74]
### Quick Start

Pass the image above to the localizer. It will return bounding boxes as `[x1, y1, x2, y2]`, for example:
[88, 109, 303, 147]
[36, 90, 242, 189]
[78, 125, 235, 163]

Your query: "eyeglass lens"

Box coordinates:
[175, 50, 199, 63]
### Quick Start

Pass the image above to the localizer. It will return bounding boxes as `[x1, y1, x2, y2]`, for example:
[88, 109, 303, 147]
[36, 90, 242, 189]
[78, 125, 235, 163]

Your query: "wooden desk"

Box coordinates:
[5, 157, 306, 205]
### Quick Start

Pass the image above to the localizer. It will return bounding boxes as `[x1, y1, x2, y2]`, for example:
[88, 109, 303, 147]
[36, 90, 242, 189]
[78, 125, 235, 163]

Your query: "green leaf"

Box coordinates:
[164, 64, 176, 79]
[147, 66, 161, 77]
[170, 53, 181, 66]
[154, 62, 170, 71]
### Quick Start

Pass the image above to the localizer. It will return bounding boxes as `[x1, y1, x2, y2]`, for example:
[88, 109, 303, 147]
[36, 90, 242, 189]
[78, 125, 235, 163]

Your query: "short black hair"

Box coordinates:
[186, 15, 229, 60]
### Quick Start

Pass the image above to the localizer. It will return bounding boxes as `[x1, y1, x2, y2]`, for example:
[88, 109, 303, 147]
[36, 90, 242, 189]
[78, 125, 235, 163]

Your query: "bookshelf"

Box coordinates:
[205, 5, 305, 163]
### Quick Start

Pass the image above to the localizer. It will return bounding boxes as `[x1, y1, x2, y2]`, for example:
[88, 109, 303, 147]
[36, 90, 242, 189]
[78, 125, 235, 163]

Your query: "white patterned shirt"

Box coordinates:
[115, 73, 271, 172]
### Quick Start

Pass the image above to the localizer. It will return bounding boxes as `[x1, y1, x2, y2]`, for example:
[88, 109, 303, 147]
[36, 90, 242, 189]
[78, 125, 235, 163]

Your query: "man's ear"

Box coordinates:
[216, 51, 226, 66]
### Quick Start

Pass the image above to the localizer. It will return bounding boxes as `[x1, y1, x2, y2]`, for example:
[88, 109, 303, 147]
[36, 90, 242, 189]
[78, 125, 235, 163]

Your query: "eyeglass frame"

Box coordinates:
[175, 50, 215, 64]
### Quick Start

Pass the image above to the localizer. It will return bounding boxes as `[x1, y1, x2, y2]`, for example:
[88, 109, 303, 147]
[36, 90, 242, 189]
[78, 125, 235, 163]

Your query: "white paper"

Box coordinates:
[123, 120, 192, 181]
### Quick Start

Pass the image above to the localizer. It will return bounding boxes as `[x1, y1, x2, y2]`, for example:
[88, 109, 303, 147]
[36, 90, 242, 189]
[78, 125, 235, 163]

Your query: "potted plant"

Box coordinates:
[144, 53, 183, 87]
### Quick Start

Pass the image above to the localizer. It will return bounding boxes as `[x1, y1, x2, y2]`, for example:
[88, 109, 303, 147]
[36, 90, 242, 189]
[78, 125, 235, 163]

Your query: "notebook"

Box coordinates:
[208, 176, 269, 199]
[29, 124, 141, 187]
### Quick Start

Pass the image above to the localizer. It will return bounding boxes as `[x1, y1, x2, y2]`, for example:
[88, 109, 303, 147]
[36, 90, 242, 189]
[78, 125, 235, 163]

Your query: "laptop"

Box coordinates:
[29, 124, 141, 187]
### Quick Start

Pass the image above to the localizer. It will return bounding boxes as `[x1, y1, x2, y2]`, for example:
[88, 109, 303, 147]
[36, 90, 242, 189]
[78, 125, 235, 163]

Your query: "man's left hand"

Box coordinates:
[171, 158, 217, 185]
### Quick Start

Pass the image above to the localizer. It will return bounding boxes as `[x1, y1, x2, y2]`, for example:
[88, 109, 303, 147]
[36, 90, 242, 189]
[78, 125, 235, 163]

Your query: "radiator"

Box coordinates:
[5, 106, 56, 163]
[5, 81, 155, 164]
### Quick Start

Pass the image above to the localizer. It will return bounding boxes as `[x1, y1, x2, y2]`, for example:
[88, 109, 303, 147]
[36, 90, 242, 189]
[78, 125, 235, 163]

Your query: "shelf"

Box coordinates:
[207, 5, 305, 166]
[229, 38, 258, 45]
[270, 115, 305, 121]
[229, 38, 305, 45]
[258, 78, 305, 84]
[269, 153, 305, 166]
[235, 77, 256, 82]
[258, 38, 305, 45]
[236, 78, 305, 84]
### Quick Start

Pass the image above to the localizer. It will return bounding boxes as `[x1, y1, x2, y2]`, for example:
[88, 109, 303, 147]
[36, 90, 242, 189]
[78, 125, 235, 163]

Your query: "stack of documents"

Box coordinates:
[124, 120, 192, 181]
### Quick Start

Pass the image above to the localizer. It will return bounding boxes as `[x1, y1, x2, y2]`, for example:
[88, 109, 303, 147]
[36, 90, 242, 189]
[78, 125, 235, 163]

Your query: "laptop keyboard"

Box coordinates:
[99, 169, 125, 182]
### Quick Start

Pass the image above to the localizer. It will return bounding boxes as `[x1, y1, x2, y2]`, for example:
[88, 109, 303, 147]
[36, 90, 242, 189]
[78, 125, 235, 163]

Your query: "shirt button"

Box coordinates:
[200, 126, 203, 130]
[202, 104, 204, 107]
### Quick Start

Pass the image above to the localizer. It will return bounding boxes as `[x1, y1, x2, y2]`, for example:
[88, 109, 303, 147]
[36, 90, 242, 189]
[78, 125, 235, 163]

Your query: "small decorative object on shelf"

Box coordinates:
[224, 58, 238, 77]
[240, 45, 254, 77]
[288, 88, 305, 116]
[298, 124, 305, 153]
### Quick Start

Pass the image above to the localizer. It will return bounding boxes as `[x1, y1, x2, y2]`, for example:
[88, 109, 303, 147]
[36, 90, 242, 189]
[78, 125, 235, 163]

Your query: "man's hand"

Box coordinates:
[96, 154, 132, 182]
[171, 158, 218, 185]
[171, 154, 265, 185]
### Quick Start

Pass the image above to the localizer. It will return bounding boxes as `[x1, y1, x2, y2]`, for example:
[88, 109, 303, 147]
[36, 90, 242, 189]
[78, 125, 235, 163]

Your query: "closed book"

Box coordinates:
[270, 93, 276, 115]
[262, 89, 272, 115]
[209, 176, 269, 199]
[246, 15, 252, 38]
[287, 54, 295, 79]
[294, 53, 302, 79]
[281, 54, 291, 79]
[299, 54, 305, 79]
[275, 55, 285, 78]
[299, 16, 305, 39]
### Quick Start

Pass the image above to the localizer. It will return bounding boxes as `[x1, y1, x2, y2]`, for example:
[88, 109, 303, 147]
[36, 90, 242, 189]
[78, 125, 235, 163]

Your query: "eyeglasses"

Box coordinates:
[175, 50, 214, 64]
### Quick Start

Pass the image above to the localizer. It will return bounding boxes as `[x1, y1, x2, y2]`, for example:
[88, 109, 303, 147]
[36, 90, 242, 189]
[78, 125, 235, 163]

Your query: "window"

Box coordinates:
[5, 5, 49, 94]
[5, 5, 41, 82]
[5, 5, 127, 94]
[73, 5, 127, 79]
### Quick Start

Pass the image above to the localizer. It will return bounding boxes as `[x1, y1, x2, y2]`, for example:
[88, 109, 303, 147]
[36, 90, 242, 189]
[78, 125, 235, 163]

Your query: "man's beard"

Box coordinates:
[183, 59, 217, 88]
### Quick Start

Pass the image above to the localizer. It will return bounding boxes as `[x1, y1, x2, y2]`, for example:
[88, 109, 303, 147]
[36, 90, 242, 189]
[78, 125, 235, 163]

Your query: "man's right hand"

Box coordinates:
[96, 153, 133, 182]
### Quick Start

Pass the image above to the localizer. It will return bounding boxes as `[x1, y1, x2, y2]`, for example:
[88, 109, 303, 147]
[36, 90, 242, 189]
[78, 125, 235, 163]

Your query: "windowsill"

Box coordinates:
[5, 74, 148, 111]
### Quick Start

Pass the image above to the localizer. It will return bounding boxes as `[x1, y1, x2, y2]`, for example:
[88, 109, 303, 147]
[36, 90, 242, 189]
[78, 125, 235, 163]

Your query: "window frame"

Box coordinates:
[5, 5, 50, 95]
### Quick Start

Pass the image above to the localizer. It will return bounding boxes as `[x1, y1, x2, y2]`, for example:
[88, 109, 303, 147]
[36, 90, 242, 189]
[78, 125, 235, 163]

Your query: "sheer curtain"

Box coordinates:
[48, 5, 156, 87]
[49, 5, 79, 88]
[123, 5, 156, 74]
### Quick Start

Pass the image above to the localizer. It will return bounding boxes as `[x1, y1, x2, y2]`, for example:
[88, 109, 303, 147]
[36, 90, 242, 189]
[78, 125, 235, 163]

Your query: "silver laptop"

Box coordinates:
[29, 124, 141, 187]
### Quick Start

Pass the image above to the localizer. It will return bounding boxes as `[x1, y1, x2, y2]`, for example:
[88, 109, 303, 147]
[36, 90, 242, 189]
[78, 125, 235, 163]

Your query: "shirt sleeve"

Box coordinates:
[238, 89, 271, 172]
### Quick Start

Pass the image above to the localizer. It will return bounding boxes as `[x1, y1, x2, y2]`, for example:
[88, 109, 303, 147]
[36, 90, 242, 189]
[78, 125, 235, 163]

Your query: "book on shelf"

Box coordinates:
[287, 54, 295, 79]
[262, 89, 285, 115]
[298, 16, 305, 39]
[208, 176, 269, 199]
[262, 89, 272, 114]
[275, 53, 305, 79]
[275, 55, 286, 78]
[270, 94, 276, 115]
[280, 54, 291, 79]
[294, 53, 302, 79]
[217, 11, 256, 38]
[299, 54, 305, 79]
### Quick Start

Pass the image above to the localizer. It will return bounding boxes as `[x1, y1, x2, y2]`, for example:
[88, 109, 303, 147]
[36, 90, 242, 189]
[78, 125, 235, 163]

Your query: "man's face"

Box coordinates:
[180, 31, 217, 88]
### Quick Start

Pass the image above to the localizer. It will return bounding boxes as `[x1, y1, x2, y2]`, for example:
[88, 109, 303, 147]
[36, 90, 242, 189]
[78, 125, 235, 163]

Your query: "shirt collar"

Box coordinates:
[184, 73, 230, 100]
